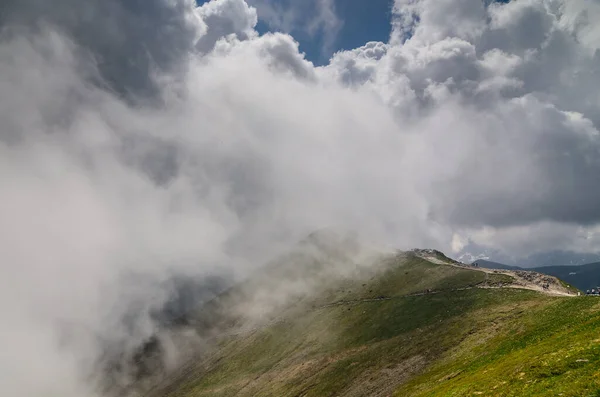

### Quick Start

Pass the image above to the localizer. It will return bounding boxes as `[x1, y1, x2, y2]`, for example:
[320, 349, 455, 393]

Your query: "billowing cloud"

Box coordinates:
[2, 0, 600, 395]
[196, 0, 257, 53]
[323, 41, 388, 86]
[322, 0, 600, 252]
[0, 0, 203, 98]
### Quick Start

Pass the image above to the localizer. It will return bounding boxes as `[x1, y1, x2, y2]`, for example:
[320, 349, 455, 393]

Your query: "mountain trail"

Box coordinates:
[415, 252, 578, 297]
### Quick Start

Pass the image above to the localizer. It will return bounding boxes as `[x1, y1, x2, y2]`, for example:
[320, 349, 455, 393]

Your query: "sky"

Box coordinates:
[2, 0, 600, 396]
[199, 0, 393, 65]
[255, 0, 393, 65]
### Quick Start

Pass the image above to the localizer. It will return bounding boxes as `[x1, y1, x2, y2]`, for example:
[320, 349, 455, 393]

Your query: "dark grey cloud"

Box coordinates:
[426, 96, 600, 229]
[0, 0, 201, 98]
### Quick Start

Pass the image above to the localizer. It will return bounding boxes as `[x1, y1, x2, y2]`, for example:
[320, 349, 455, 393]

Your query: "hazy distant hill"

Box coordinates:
[136, 243, 600, 397]
[472, 259, 522, 271]
[473, 259, 600, 292]
[532, 262, 600, 292]
[523, 251, 600, 267]
[459, 243, 600, 268]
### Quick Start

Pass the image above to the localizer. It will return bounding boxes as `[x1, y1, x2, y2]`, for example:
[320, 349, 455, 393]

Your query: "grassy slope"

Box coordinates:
[153, 254, 600, 397]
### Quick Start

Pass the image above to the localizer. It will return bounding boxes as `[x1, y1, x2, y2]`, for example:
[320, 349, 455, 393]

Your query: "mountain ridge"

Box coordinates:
[130, 245, 600, 397]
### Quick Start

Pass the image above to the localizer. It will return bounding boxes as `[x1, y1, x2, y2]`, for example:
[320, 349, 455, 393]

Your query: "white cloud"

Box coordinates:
[451, 233, 468, 253]
[323, 41, 388, 86]
[391, 0, 487, 44]
[558, 0, 600, 53]
[196, 0, 258, 53]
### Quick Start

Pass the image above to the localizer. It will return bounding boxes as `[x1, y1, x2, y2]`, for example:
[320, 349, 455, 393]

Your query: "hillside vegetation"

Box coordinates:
[146, 248, 600, 397]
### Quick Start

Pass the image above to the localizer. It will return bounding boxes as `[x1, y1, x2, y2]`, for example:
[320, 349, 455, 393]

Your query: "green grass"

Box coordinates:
[486, 272, 516, 286]
[395, 296, 600, 397]
[150, 253, 600, 397]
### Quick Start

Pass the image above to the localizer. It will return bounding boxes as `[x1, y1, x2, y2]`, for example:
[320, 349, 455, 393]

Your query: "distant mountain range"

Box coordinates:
[473, 259, 600, 292]
[459, 246, 600, 268]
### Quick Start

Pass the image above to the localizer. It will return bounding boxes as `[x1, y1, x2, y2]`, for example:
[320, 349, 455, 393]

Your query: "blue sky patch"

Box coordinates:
[198, 0, 393, 66]
[276, 0, 393, 65]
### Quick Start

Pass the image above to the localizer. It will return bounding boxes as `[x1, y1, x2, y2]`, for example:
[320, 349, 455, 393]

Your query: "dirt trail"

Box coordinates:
[416, 252, 578, 297]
